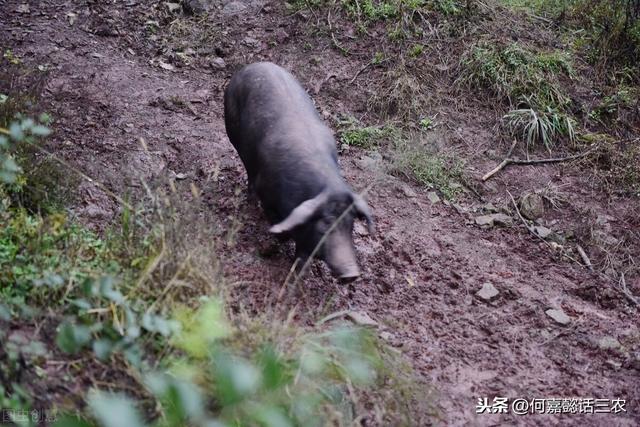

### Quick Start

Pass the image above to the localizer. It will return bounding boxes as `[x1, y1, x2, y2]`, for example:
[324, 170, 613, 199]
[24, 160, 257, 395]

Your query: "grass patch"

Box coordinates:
[457, 42, 574, 110]
[0, 115, 433, 425]
[501, 0, 640, 76]
[504, 107, 577, 150]
[390, 132, 465, 198]
[338, 117, 397, 149]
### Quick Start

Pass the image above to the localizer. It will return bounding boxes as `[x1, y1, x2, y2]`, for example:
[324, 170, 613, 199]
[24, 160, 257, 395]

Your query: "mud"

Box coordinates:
[1, 0, 638, 425]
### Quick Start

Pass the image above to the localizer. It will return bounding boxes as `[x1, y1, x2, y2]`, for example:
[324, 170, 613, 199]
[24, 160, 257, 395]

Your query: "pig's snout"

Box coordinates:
[324, 232, 361, 282]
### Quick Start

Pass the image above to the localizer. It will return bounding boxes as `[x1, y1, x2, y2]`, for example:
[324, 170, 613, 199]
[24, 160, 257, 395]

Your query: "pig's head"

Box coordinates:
[269, 190, 374, 281]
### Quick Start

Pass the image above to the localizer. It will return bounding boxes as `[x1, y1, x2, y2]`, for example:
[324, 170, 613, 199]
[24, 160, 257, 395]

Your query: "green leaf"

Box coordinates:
[213, 352, 261, 405]
[2, 156, 21, 172]
[254, 405, 294, 427]
[0, 303, 11, 321]
[260, 346, 288, 390]
[88, 392, 146, 427]
[147, 374, 205, 423]
[30, 125, 51, 136]
[0, 135, 8, 147]
[93, 339, 115, 361]
[39, 112, 51, 124]
[123, 345, 142, 368]
[56, 321, 91, 354]
[71, 298, 93, 310]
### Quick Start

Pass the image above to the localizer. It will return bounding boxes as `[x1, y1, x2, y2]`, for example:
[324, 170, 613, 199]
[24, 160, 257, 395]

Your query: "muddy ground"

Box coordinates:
[1, 0, 639, 425]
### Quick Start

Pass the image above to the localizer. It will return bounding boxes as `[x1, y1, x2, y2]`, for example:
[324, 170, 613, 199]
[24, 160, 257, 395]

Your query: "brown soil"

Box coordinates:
[1, 0, 638, 425]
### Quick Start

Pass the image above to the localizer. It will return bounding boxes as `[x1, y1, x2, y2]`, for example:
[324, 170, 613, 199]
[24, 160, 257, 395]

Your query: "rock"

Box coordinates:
[546, 308, 571, 326]
[223, 0, 248, 15]
[210, 57, 226, 70]
[379, 331, 394, 341]
[476, 282, 499, 301]
[606, 359, 622, 370]
[475, 213, 512, 227]
[475, 215, 494, 227]
[346, 311, 378, 328]
[356, 152, 382, 171]
[482, 203, 498, 213]
[598, 336, 621, 351]
[519, 192, 545, 220]
[492, 213, 513, 226]
[427, 192, 440, 204]
[400, 185, 417, 198]
[242, 36, 260, 48]
[533, 225, 553, 239]
[166, 2, 182, 13]
[182, 0, 212, 15]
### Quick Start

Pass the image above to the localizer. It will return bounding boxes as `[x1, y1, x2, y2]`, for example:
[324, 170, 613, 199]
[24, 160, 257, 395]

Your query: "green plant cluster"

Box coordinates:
[458, 42, 579, 148]
[0, 117, 421, 427]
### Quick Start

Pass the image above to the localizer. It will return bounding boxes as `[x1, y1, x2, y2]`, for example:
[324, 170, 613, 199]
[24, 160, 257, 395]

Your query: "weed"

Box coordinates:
[390, 132, 464, 198]
[338, 117, 396, 148]
[457, 42, 573, 110]
[504, 108, 576, 150]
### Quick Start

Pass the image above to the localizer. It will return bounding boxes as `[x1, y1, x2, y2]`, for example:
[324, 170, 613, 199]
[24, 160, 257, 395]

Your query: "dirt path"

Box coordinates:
[1, 0, 638, 425]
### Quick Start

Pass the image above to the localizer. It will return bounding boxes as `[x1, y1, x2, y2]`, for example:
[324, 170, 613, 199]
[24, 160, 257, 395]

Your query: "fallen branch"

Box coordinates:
[576, 245, 593, 271]
[482, 147, 596, 182]
[620, 273, 640, 307]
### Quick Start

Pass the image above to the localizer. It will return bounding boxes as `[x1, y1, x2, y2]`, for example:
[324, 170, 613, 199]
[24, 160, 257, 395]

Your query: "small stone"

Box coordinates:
[379, 331, 394, 341]
[475, 213, 512, 227]
[475, 215, 494, 227]
[166, 2, 181, 13]
[346, 311, 378, 328]
[210, 57, 226, 70]
[223, 0, 248, 15]
[182, 0, 211, 15]
[242, 36, 260, 47]
[606, 359, 622, 370]
[533, 225, 553, 239]
[519, 193, 545, 220]
[482, 203, 498, 213]
[492, 213, 513, 227]
[174, 172, 188, 180]
[401, 185, 417, 198]
[427, 192, 440, 204]
[546, 308, 571, 326]
[598, 336, 621, 351]
[476, 282, 499, 301]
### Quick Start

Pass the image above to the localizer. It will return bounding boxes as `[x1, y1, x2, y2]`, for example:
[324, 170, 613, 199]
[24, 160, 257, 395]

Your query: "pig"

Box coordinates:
[223, 62, 374, 281]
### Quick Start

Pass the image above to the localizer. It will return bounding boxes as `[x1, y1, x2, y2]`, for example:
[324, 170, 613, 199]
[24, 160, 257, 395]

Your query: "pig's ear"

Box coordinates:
[269, 191, 329, 234]
[353, 193, 375, 235]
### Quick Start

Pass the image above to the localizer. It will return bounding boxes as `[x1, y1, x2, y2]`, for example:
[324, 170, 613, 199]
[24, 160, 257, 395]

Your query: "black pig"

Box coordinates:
[223, 62, 374, 281]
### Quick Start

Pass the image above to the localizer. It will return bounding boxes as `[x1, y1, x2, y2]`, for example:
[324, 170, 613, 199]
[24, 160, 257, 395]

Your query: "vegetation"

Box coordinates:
[0, 112, 426, 426]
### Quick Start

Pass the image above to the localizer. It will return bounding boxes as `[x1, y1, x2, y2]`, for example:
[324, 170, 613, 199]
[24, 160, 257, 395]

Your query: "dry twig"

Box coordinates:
[482, 146, 596, 181]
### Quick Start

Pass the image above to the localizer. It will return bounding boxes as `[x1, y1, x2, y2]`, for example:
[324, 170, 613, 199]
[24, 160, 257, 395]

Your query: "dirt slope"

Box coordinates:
[1, 0, 638, 425]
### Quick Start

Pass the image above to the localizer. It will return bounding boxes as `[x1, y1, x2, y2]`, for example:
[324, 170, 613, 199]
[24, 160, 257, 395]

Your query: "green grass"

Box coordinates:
[457, 42, 574, 110]
[500, 0, 640, 73]
[0, 115, 429, 426]
[390, 132, 464, 198]
[504, 107, 576, 150]
[338, 117, 397, 149]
